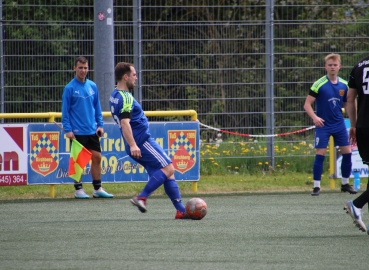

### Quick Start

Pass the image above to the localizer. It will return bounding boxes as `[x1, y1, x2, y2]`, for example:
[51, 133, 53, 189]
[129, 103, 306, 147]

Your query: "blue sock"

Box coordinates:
[341, 153, 352, 179]
[164, 178, 185, 213]
[313, 154, 325, 180]
[139, 170, 167, 198]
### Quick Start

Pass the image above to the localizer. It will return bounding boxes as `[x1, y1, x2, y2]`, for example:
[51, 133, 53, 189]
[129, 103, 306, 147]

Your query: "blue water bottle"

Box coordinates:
[353, 169, 360, 191]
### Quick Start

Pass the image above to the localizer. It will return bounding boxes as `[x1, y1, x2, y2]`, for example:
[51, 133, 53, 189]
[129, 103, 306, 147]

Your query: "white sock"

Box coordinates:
[341, 178, 349, 185]
[314, 180, 321, 188]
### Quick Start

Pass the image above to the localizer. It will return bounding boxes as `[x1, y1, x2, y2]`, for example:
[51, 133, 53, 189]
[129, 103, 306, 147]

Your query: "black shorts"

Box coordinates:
[356, 128, 369, 165]
[72, 134, 101, 153]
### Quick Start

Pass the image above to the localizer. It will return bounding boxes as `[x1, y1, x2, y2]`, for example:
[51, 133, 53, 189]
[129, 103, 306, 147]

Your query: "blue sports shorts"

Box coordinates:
[129, 137, 172, 177]
[314, 124, 349, 149]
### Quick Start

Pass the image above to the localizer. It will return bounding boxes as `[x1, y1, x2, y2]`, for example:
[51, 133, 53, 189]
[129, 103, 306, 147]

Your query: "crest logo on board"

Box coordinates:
[168, 130, 196, 173]
[29, 132, 59, 176]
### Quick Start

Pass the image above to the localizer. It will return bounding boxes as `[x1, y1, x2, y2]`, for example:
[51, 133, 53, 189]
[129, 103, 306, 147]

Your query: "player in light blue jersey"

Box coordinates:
[62, 56, 113, 199]
[109, 62, 188, 219]
[304, 53, 356, 196]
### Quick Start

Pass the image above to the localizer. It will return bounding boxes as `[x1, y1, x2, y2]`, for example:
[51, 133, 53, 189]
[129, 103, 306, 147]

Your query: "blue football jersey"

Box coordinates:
[109, 89, 151, 144]
[310, 75, 348, 129]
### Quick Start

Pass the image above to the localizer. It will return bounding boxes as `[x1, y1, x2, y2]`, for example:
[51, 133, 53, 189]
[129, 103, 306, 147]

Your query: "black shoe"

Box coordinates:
[341, 184, 357, 194]
[311, 187, 320, 196]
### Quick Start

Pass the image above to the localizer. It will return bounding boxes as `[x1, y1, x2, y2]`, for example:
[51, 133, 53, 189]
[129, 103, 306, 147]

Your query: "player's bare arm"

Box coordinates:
[346, 87, 358, 127]
[120, 118, 142, 158]
[346, 87, 358, 144]
[303, 95, 325, 127]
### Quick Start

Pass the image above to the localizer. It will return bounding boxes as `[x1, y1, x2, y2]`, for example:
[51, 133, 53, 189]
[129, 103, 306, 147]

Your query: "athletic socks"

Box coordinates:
[139, 169, 167, 198]
[341, 153, 352, 184]
[313, 153, 352, 186]
[92, 179, 102, 191]
[164, 178, 186, 213]
[313, 154, 325, 184]
[139, 170, 185, 212]
[74, 182, 83, 190]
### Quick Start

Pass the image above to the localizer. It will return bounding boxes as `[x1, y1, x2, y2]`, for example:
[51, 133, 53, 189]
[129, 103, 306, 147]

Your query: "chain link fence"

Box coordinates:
[1, 0, 369, 169]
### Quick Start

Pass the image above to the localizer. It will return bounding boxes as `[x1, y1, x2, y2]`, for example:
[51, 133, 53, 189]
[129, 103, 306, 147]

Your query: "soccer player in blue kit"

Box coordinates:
[109, 62, 188, 219]
[304, 53, 357, 196]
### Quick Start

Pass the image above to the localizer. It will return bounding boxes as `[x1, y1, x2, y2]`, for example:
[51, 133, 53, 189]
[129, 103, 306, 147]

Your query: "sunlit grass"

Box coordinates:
[0, 134, 336, 200]
[199, 134, 327, 175]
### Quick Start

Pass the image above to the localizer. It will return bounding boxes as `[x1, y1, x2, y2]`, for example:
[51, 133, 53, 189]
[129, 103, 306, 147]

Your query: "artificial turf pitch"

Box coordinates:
[0, 192, 367, 270]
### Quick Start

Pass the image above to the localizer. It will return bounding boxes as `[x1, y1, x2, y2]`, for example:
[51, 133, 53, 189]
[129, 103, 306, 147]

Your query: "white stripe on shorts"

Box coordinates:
[143, 141, 169, 167]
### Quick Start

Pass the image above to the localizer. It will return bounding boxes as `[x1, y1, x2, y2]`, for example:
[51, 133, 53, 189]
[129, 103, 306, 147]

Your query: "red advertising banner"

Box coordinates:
[0, 125, 28, 185]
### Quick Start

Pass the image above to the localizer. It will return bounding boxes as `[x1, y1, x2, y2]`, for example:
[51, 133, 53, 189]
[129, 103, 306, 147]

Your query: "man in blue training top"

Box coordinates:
[304, 53, 356, 196]
[62, 56, 113, 199]
[109, 62, 188, 219]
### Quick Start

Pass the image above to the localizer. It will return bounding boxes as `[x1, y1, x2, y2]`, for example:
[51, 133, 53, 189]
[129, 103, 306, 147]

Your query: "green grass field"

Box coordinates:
[0, 192, 368, 270]
[0, 172, 346, 200]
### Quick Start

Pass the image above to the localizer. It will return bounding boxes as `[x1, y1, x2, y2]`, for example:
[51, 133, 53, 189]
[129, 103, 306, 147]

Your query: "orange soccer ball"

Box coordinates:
[185, 198, 207, 220]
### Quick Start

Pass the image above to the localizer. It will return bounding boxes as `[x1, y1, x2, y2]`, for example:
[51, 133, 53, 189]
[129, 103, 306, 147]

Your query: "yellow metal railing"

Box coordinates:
[0, 110, 198, 122]
[0, 110, 199, 197]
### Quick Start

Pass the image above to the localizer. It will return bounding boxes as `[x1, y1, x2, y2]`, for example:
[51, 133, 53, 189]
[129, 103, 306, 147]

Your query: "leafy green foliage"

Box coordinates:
[2, 0, 369, 131]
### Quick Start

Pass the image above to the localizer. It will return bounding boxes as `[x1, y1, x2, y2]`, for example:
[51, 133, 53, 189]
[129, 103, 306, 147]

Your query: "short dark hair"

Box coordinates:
[115, 62, 134, 81]
[74, 56, 88, 66]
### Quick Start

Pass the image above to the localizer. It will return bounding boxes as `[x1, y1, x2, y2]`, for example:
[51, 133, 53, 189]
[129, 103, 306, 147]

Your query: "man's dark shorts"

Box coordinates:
[356, 128, 369, 165]
[72, 134, 101, 152]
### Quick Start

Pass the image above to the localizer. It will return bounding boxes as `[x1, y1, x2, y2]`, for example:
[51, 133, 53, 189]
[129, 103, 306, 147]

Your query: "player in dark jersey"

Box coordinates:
[344, 55, 369, 233]
[109, 62, 188, 219]
[304, 53, 356, 196]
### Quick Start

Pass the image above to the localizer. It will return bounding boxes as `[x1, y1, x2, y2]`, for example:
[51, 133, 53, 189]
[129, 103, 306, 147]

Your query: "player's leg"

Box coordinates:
[312, 148, 326, 195]
[83, 135, 113, 198]
[130, 138, 186, 216]
[129, 166, 168, 213]
[129, 138, 172, 212]
[161, 164, 187, 216]
[333, 126, 356, 193]
[344, 196, 367, 232]
[71, 136, 90, 199]
[311, 128, 329, 196]
[338, 145, 356, 193]
[356, 128, 369, 190]
[343, 128, 369, 232]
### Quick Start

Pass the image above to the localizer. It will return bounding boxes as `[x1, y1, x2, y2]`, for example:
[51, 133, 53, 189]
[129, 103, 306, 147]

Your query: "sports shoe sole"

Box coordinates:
[175, 211, 190, 219]
[341, 186, 357, 194]
[93, 193, 113, 198]
[74, 196, 89, 199]
[311, 188, 320, 196]
[343, 202, 366, 232]
[130, 198, 147, 213]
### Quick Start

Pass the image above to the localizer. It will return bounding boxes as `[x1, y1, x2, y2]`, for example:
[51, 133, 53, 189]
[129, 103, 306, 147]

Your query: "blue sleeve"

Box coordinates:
[61, 85, 72, 132]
